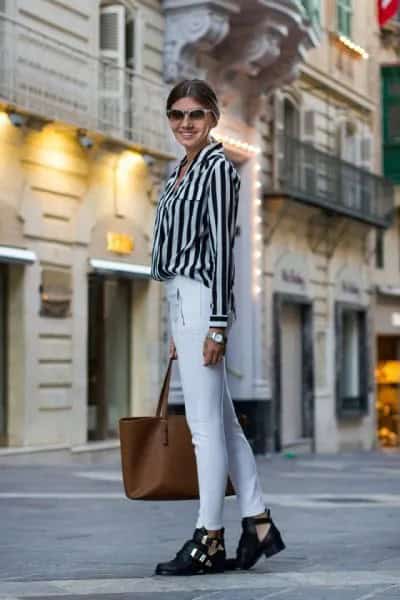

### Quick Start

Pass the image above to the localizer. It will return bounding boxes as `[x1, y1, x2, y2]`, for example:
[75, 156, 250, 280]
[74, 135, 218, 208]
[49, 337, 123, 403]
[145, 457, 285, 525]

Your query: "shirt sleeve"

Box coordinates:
[207, 159, 238, 328]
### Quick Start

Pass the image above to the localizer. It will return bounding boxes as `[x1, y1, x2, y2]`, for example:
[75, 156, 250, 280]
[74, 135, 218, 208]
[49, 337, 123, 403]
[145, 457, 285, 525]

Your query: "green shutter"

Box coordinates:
[301, 0, 321, 26]
[382, 66, 400, 184]
[337, 0, 352, 38]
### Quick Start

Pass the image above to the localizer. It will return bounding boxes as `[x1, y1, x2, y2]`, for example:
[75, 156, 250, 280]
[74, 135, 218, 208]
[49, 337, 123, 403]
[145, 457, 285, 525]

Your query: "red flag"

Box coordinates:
[378, 0, 399, 26]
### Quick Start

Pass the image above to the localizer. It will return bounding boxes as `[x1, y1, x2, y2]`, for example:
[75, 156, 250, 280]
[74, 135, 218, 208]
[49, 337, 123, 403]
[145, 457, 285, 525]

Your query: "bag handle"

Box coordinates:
[155, 357, 174, 419]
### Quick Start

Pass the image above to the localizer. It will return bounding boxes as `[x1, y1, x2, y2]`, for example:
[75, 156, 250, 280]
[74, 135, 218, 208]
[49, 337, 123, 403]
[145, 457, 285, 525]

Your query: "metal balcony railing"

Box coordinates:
[266, 135, 394, 228]
[0, 13, 172, 157]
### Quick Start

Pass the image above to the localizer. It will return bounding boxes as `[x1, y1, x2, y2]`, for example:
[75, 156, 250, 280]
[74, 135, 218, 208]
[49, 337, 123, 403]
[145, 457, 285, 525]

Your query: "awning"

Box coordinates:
[89, 258, 151, 278]
[0, 245, 37, 265]
[376, 285, 400, 297]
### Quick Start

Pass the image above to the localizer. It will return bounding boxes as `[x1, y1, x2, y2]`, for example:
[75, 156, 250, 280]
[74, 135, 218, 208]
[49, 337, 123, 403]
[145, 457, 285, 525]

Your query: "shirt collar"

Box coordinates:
[179, 137, 224, 171]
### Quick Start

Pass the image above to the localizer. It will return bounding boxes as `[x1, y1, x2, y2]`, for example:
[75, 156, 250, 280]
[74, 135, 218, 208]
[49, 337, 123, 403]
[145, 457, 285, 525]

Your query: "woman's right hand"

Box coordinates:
[169, 336, 178, 360]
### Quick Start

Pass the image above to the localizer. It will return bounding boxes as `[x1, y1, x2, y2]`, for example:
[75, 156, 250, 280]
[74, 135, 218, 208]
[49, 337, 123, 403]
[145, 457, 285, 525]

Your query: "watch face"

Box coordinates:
[214, 333, 224, 343]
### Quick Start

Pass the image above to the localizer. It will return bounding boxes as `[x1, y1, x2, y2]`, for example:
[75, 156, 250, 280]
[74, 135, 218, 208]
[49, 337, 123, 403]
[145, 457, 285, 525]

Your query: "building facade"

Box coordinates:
[261, 0, 394, 453]
[161, 0, 395, 454]
[374, 8, 400, 449]
[0, 0, 172, 450]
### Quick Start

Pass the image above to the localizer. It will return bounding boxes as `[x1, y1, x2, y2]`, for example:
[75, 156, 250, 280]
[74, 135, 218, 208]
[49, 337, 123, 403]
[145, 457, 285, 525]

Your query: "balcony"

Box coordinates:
[0, 13, 172, 158]
[266, 135, 394, 228]
[162, 0, 319, 90]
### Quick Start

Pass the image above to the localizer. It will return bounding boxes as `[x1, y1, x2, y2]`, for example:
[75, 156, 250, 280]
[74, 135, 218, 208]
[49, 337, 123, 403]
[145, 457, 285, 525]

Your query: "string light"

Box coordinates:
[214, 132, 261, 155]
[338, 34, 369, 59]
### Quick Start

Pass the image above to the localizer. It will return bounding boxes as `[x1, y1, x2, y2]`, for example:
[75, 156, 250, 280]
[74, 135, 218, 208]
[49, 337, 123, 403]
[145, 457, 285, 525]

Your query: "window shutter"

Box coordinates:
[337, 0, 352, 37]
[359, 135, 373, 171]
[99, 4, 126, 137]
[100, 5, 126, 64]
[382, 66, 400, 184]
[273, 91, 285, 187]
[302, 110, 316, 145]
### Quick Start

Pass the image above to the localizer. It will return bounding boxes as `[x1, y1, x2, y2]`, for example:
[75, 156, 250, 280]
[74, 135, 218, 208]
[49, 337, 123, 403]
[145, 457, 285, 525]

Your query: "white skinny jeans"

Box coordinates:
[164, 274, 265, 530]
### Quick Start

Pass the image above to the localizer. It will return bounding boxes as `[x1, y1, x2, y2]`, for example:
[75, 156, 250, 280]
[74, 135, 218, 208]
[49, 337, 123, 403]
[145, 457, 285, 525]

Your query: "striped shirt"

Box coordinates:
[150, 140, 240, 328]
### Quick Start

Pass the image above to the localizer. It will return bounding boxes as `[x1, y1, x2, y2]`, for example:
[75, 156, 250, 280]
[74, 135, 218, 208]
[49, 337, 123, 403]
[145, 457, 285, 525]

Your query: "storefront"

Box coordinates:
[374, 288, 400, 448]
[332, 265, 373, 452]
[0, 205, 37, 447]
[271, 252, 314, 452]
[87, 216, 151, 441]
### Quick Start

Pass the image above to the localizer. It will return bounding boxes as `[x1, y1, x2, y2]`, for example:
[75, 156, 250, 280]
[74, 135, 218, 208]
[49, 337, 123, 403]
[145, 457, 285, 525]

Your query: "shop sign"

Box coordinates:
[107, 232, 134, 255]
[281, 268, 305, 288]
[341, 281, 359, 296]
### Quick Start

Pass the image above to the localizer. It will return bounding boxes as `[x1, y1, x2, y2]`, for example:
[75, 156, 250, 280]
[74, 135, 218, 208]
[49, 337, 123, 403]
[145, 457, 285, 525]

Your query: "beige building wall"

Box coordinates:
[0, 0, 169, 449]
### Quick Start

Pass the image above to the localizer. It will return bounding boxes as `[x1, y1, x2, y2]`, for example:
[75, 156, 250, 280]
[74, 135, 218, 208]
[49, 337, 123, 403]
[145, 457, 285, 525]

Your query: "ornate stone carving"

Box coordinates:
[162, 0, 318, 92]
[162, 1, 239, 83]
[216, 21, 282, 77]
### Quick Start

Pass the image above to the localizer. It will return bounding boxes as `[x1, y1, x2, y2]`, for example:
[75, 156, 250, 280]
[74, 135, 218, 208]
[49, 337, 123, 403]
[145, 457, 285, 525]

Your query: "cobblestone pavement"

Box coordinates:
[0, 451, 400, 599]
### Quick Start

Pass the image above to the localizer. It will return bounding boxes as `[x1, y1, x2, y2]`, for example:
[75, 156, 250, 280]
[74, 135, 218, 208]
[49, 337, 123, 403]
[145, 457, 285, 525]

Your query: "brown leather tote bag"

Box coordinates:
[119, 357, 236, 500]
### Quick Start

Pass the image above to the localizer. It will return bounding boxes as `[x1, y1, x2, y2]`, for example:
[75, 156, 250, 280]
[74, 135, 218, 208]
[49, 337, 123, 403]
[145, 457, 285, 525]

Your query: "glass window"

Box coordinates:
[337, 0, 352, 38]
[336, 303, 369, 417]
[376, 229, 385, 270]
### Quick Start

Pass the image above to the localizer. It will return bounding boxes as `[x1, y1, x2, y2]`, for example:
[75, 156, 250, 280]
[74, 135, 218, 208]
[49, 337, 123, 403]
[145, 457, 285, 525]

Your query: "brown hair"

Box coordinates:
[166, 79, 220, 123]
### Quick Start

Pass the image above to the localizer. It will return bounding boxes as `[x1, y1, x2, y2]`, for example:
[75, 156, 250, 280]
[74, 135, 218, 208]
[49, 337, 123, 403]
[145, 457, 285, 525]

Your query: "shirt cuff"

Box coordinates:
[209, 315, 228, 328]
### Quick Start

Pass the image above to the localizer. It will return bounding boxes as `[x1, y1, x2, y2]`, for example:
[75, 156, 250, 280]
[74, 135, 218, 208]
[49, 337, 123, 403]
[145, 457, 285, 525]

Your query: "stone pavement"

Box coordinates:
[0, 451, 400, 599]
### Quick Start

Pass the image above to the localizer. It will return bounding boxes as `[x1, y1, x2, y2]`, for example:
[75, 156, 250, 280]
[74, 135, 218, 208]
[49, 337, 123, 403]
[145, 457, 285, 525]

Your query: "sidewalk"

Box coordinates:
[0, 451, 399, 599]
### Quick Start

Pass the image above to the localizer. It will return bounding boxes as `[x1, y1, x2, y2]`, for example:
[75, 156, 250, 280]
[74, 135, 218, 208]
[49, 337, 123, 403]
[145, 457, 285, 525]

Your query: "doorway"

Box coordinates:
[0, 264, 6, 445]
[273, 294, 314, 452]
[281, 303, 303, 446]
[88, 275, 131, 440]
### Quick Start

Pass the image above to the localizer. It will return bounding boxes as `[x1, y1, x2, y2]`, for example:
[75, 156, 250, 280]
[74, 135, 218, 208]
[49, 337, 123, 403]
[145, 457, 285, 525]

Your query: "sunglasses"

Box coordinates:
[166, 108, 215, 122]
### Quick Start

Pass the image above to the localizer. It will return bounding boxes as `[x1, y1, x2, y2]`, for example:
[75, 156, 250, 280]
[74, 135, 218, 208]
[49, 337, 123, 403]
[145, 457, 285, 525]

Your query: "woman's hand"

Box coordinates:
[169, 336, 178, 360]
[203, 327, 226, 366]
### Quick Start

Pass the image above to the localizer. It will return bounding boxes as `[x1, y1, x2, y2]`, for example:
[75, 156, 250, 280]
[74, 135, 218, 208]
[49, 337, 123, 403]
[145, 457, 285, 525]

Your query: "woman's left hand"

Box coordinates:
[203, 328, 226, 366]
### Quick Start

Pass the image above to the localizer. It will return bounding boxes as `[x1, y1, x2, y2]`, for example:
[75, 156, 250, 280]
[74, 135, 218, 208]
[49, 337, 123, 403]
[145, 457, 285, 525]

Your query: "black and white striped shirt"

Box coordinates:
[150, 140, 240, 328]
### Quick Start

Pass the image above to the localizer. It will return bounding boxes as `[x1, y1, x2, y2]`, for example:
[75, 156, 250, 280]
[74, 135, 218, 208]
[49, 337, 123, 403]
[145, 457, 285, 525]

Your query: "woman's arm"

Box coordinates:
[207, 159, 238, 330]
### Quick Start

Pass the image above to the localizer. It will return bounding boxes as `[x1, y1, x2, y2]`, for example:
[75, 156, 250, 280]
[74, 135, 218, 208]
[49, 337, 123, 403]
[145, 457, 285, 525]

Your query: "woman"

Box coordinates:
[150, 79, 285, 576]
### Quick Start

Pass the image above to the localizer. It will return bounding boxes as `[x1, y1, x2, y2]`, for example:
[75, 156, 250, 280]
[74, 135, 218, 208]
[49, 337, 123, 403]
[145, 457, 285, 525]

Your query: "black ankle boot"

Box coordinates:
[155, 527, 226, 576]
[234, 509, 285, 570]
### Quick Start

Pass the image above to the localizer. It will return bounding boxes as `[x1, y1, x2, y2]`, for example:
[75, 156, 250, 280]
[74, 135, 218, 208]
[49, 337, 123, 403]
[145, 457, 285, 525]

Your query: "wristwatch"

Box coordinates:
[206, 331, 226, 345]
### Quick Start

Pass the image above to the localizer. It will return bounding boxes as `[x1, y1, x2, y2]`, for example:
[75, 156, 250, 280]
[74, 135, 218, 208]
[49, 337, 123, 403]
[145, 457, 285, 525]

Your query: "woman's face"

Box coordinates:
[168, 96, 217, 154]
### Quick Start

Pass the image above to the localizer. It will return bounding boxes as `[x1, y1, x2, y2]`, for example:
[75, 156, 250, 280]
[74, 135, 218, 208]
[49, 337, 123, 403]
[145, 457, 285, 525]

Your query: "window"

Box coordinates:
[335, 303, 369, 418]
[301, 0, 321, 26]
[99, 3, 138, 137]
[382, 66, 400, 184]
[376, 229, 385, 270]
[283, 98, 300, 138]
[337, 0, 352, 38]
